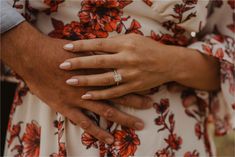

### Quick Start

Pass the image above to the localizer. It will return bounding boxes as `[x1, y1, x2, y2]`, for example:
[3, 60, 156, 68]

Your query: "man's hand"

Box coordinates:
[1, 22, 153, 144]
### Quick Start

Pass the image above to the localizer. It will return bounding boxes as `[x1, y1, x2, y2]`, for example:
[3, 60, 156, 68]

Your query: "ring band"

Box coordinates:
[113, 70, 122, 86]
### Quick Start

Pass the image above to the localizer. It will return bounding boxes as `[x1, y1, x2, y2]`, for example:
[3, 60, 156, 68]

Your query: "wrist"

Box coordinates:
[1, 21, 47, 79]
[169, 46, 190, 83]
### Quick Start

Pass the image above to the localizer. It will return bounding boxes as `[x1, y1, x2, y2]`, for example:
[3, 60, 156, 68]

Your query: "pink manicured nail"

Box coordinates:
[81, 93, 92, 99]
[66, 78, 78, 85]
[63, 44, 74, 50]
[59, 61, 71, 69]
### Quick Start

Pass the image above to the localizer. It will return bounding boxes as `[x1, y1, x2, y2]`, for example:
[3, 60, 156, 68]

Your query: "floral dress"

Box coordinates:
[3, 0, 235, 157]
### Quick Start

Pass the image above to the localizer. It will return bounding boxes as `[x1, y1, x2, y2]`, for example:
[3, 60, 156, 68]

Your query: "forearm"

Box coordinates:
[172, 46, 220, 91]
[1, 21, 42, 78]
[1, 21, 106, 89]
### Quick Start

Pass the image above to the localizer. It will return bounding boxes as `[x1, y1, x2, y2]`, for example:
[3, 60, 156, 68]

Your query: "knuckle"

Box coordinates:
[91, 128, 101, 138]
[102, 77, 113, 85]
[102, 107, 115, 119]
[81, 77, 88, 86]
[107, 91, 118, 98]
[127, 57, 138, 65]
[80, 120, 92, 130]
[132, 81, 142, 89]
[118, 96, 128, 105]
[140, 97, 151, 109]
[124, 40, 136, 51]
[124, 117, 135, 127]
[96, 40, 103, 49]
[75, 41, 83, 51]
[70, 59, 80, 68]
[94, 57, 104, 66]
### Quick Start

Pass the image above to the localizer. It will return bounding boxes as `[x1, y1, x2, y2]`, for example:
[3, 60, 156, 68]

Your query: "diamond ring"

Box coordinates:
[113, 70, 122, 86]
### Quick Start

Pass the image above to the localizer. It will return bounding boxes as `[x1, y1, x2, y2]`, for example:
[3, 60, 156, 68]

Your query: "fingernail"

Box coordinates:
[59, 61, 71, 69]
[63, 44, 74, 50]
[66, 78, 78, 85]
[81, 93, 92, 99]
[105, 137, 114, 144]
[134, 122, 144, 130]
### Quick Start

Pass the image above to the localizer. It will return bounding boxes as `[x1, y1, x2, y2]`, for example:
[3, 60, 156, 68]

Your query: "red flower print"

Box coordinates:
[49, 19, 98, 40]
[173, 4, 185, 14]
[155, 149, 170, 157]
[126, 19, 143, 35]
[214, 119, 228, 136]
[150, 31, 188, 46]
[49, 18, 65, 39]
[11, 145, 23, 157]
[113, 128, 140, 157]
[8, 122, 22, 147]
[215, 48, 224, 59]
[232, 103, 235, 110]
[50, 143, 67, 157]
[202, 44, 212, 55]
[81, 132, 98, 149]
[195, 122, 202, 139]
[183, 0, 198, 5]
[164, 134, 182, 150]
[12, 0, 24, 9]
[228, 0, 235, 9]
[154, 99, 169, 114]
[142, 0, 153, 7]
[184, 150, 199, 157]
[22, 121, 41, 157]
[182, 94, 197, 108]
[78, 0, 132, 33]
[155, 116, 164, 125]
[214, 0, 223, 7]
[60, 143, 67, 156]
[44, 0, 65, 13]
[227, 23, 235, 32]
[213, 34, 225, 42]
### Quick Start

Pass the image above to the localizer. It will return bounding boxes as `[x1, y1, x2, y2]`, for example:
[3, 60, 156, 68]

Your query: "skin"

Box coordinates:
[1, 22, 154, 144]
[60, 33, 220, 100]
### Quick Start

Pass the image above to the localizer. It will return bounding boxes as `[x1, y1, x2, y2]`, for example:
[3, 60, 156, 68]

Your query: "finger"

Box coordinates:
[81, 84, 134, 100]
[63, 38, 121, 53]
[60, 54, 121, 70]
[66, 70, 129, 87]
[64, 107, 114, 144]
[110, 94, 153, 109]
[79, 100, 145, 131]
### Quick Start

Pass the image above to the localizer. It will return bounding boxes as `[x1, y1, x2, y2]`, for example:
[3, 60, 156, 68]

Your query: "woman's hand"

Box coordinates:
[60, 34, 179, 100]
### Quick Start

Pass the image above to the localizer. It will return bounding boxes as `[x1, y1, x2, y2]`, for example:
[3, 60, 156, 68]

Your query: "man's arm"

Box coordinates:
[0, 1, 25, 34]
[1, 21, 152, 144]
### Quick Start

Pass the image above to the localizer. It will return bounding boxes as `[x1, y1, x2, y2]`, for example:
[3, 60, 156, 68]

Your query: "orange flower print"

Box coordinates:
[8, 122, 22, 147]
[81, 132, 99, 149]
[165, 134, 182, 150]
[113, 127, 140, 157]
[126, 19, 143, 35]
[184, 150, 199, 157]
[79, 0, 132, 33]
[228, 0, 235, 9]
[22, 121, 41, 157]
[142, 0, 153, 7]
[44, 0, 65, 13]
[154, 98, 169, 114]
[202, 44, 212, 55]
[215, 48, 224, 59]
[155, 149, 170, 157]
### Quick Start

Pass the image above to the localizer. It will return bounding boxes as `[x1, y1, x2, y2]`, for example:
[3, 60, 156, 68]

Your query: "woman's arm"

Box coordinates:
[169, 45, 220, 91]
[59, 33, 220, 100]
